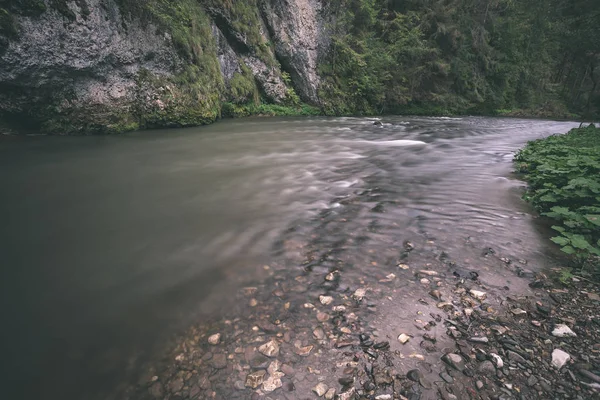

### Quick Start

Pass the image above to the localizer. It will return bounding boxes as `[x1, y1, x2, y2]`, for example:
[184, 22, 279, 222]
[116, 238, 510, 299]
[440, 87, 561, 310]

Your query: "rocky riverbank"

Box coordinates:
[123, 191, 600, 400]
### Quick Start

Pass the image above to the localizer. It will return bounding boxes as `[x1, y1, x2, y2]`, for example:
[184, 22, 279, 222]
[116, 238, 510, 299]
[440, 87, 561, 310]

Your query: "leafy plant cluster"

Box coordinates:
[514, 125, 600, 266]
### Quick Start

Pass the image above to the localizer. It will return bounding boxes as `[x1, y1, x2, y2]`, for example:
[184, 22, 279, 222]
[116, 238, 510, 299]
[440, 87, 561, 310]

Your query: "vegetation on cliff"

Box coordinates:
[0, 0, 598, 134]
[319, 0, 599, 119]
[515, 125, 600, 270]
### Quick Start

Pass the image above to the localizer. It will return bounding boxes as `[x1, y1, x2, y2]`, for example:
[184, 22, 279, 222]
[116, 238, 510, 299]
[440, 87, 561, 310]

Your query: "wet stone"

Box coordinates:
[313, 382, 328, 397]
[478, 360, 496, 374]
[258, 340, 280, 357]
[208, 333, 221, 345]
[317, 312, 330, 322]
[442, 353, 465, 371]
[245, 370, 267, 389]
[211, 354, 227, 369]
[313, 327, 326, 340]
[440, 372, 454, 383]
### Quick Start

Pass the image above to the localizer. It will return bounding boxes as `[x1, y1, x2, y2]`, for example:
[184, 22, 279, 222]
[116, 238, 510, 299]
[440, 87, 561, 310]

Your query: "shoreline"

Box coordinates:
[122, 192, 600, 400]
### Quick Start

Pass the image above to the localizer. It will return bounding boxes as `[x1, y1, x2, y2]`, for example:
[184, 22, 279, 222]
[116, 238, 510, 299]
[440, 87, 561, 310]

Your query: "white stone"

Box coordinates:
[353, 288, 367, 300]
[552, 324, 577, 338]
[398, 333, 410, 344]
[552, 349, 570, 369]
[470, 290, 487, 300]
[419, 270, 438, 276]
[490, 353, 504, 368]
[511, 308, 527, 315]
[375, 395, 393, 400]
[325, 388, 336, 400]
[320, 295, 334, 305]
[397, 264, 409, 270]
[313, 382, 328, 397]
[208, 333, 221, 345]
[258, 340, 280, 357]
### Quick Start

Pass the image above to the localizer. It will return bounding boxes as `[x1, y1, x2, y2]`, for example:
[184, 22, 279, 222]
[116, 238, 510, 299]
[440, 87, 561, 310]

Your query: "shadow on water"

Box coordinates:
[0, 116, 580, 399]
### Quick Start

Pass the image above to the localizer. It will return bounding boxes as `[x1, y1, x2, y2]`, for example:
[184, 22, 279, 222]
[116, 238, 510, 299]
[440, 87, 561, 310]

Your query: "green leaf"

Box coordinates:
[561, 246, 576, 255]
[585, 215, 600, 226]
[569, 234, 591, 250]
[551, 236, 570, 246]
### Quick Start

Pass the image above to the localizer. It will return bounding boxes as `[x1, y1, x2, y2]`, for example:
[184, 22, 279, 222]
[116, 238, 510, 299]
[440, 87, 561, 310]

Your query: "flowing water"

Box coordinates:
[0, 116, 581, 399]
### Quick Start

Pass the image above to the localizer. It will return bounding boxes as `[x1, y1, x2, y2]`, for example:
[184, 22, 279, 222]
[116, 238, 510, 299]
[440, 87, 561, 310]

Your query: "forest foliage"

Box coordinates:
[319, 0, 600, 118]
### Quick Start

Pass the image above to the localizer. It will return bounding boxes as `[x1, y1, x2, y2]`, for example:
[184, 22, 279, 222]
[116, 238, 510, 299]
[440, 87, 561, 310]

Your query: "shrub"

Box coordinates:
[514, 125, 600, 268]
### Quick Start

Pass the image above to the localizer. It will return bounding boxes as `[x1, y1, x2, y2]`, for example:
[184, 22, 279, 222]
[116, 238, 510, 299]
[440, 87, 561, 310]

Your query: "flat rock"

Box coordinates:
[258, 340, 280, 357]
[552, 324, 577, 338]
[325, 388, 336, 400]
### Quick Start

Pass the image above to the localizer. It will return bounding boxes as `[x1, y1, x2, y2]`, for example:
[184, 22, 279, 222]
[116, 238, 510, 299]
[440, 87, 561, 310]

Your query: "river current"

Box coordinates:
[0, 116, 581, 399]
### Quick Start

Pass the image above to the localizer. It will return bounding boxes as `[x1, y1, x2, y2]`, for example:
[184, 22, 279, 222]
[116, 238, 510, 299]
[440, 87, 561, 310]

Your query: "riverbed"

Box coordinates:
[0, 116, 580, 399]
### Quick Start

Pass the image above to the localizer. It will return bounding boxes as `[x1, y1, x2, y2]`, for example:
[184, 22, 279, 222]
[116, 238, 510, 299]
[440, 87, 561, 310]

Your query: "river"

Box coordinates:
[0, 116, 580, 399]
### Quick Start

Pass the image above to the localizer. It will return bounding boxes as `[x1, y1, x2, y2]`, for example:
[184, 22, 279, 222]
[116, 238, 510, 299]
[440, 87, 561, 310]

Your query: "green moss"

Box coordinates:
[0, 0, 47, 16]
[0, 8, 17, 38]
[221, 101, 321, 118]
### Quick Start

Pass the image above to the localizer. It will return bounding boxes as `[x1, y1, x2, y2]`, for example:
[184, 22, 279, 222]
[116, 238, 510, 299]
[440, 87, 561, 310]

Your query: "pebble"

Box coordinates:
[491, 353, 504, 368]
[470, 290, 487, 300]
[211, 353, 227, 369]
[375, 395, 392, 400]
[429, 289, 442, 299]
[294, 345, 313, 356]
[469, 336, 489, 343]
[478, 360, 496, 374]
[313, 327, 326, 340]
[440, 372, 454, 383]
[476, 380, 484, 390]
[249, 298, 258, 307]
[208, 333, 221, 345]
[398, 333, 410, 344]
[353, 288, 367, 300]
[398, 264, 409, 270]
[527, 375, 539, 386]
[258, 340, 280, 357]
[552, 349, 571, 369]
[511, 308, 527, 315]
[419, 270, 438, 276]
[325, 388, 336, 399]
[552, 324, 577, 337]
[313, 382, 328, 397]
[319, 295, 334, 305]
[442, 353, 465, 371]
[317, 312, 330, 322]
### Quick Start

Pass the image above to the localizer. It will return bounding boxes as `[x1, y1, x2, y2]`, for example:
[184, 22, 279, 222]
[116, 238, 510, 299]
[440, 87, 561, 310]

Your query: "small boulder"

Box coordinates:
[552, 349, 570, 369]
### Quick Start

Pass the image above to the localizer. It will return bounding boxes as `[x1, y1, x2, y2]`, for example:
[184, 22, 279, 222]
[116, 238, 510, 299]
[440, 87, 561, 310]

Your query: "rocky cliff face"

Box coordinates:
[0, 0, 326, 134]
